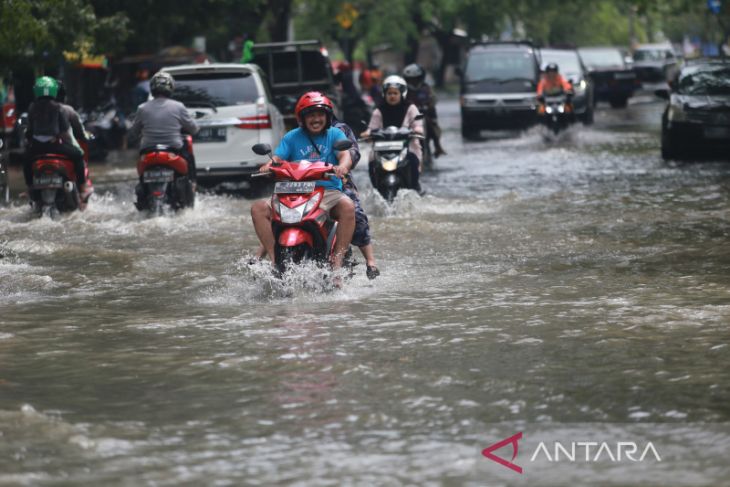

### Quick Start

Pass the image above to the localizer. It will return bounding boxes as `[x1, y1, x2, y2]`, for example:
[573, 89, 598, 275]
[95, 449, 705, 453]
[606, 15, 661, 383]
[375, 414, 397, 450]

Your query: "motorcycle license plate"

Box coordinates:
[274, 181, 316, 194]
[374, 141, 404, 151]
[194, 127, 227, 143]
[33, 174, 63, 188]
[143, 168, 175, 183]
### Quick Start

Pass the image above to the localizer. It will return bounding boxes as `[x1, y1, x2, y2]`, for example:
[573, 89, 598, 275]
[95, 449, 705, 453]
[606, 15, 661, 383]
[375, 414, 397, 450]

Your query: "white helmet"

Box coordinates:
[382, 75, 408, 98]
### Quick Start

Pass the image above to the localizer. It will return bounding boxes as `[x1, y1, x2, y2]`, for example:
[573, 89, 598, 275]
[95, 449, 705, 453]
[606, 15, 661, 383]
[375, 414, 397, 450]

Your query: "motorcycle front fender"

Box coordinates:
[278, 227, 314, 248]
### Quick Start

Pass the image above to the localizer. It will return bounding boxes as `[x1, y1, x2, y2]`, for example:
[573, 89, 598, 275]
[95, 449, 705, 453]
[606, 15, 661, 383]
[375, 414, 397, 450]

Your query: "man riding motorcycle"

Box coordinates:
[362, 75, 424, 193]
[537, 63, 573, 97]
[23, 76, 87, 194]
[128, 71, 199, 184]
[251, 92, 355, 272]
[403, 63, 446, 158]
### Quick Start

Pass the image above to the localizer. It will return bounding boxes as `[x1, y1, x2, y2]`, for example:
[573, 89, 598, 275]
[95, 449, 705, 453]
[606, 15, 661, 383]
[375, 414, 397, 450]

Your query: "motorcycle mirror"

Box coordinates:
[333, 139, 353, 151]
[252, 143, 272, 156]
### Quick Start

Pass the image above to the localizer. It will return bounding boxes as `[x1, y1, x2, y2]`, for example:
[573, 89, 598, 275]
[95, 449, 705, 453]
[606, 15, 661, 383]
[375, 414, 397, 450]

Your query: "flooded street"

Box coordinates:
[2, 97, 730, 485]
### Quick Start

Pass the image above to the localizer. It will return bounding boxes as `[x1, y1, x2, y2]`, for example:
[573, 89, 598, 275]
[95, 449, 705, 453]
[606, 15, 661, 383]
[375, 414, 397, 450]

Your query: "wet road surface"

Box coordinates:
[1, 96, 730, 485]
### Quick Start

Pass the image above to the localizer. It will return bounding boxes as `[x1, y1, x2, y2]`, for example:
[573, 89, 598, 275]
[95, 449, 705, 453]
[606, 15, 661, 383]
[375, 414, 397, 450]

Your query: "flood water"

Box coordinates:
[1, 97, 730, 486]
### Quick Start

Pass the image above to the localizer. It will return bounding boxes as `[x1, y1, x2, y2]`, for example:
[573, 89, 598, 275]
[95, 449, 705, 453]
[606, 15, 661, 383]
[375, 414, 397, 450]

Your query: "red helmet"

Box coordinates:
[295, 91, 334, 127]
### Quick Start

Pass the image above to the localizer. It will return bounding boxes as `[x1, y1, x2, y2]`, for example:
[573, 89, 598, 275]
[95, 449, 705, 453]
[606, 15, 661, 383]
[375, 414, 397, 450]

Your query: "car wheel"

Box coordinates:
[609, 96, 629, 108]
[581, 106, 594, 125]
[461, 118, 479, 139]
[661, 125, 683, 161]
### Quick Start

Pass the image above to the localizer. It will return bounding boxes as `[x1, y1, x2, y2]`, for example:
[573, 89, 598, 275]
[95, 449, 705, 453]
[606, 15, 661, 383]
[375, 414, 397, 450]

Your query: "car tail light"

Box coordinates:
[235, 115, 272, 129]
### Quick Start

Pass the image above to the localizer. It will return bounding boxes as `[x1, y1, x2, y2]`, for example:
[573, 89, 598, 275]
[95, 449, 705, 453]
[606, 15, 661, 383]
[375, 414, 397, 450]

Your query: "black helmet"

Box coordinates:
[545, 63, 559, 73]
[402, 63, 425, 89]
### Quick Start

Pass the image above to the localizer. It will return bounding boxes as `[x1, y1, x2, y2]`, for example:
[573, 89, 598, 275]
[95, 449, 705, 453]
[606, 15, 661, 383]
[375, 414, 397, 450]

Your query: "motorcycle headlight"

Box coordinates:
[545, 106, 554, 114]
[558, 105, 565, 113]
[279, 203, 305, 224]
[381, 157, 398, 172]
[303, 192, 322, 215]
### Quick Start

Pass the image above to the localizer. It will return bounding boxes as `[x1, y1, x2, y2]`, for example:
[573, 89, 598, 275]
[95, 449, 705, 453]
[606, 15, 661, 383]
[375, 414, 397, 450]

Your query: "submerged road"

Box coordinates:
[1, 96, 730, 485]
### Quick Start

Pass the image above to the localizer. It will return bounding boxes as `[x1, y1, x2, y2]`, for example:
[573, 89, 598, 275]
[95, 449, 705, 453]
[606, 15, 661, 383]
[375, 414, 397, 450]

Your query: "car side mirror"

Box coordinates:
[654, 89, 670, 100]
[333, 139, 353, 151]
[252, 143, 272, 155]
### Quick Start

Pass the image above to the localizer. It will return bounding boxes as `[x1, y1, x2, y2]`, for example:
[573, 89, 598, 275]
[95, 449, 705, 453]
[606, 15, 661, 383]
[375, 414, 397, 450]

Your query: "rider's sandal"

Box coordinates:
[366, 265, 380, 280]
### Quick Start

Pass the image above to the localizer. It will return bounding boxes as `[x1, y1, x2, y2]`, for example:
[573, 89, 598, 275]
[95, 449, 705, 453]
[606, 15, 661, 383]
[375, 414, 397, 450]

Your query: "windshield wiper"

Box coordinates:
[465, 77, 502, 84]
[499, 77, 535, 85]
[183, 100, 218, 112]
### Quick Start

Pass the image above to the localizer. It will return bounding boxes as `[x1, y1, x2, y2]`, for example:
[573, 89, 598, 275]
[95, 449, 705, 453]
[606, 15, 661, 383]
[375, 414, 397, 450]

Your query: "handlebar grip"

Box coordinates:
[250, 172, 271, 179]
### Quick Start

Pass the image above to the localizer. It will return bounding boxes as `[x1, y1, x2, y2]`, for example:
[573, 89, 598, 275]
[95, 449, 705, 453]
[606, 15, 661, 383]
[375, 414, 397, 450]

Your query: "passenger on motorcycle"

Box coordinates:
[23, 76, 87, 193]
[332, 114, 379, 279]
[403, 63, 446, 157]
[537, 63, 573, 97]
[55, 80, 92, 200]
[251, 92, 356, 271]
[362, 75, 424, 193]
[128, 72, 199, 182]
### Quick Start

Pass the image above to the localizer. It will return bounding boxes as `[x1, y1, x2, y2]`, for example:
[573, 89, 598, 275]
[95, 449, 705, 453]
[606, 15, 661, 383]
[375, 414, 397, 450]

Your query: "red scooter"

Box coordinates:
[135, 135, 195, 216]
[252, 140, 353, 274]
[30, 152, 92, 218]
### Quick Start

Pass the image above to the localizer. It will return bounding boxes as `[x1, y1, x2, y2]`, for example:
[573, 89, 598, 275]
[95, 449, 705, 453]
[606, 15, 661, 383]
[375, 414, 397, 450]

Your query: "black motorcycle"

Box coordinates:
[365, 125, 423, 203]
[538, 94, 575, 135]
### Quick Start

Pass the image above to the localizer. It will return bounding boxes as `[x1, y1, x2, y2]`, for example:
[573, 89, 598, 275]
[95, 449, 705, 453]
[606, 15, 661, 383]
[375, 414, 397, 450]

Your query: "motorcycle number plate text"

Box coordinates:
[194, 127, 227, 143]
[33, 175, 63, 187]
[274, 181, 316, 194]
[374, 141, 404, 151]
[143, 169, 175, 183]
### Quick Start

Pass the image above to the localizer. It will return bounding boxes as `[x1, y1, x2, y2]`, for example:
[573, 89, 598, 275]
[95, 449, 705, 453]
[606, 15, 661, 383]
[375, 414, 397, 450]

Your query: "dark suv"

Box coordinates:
[459, 42, 541, 138]
[657, 59, 730, 160]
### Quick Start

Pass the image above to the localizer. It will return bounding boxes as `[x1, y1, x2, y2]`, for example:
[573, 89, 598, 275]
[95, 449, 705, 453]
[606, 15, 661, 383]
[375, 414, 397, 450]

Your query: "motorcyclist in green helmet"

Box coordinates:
[24, 76, 87, 194]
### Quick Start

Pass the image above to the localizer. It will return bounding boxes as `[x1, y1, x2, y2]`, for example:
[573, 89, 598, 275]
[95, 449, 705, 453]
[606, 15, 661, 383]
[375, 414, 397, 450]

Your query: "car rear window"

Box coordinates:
[579, 49, 625, 69]
[253, 51, 330, 85]
[465, 51, 536, 82]
[541, 51, 582, 76]
[171, 72, 259, 107]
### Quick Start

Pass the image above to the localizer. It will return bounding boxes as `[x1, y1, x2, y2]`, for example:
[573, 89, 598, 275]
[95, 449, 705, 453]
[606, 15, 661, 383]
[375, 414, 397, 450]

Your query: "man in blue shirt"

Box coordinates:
[251, 92, 355, 271]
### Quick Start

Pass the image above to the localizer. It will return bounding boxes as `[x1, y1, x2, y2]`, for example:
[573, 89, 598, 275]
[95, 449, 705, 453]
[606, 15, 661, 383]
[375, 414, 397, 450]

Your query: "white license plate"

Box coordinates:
[704, 127, 730, 139]
[194, 127, 227, 143]
[274, 181, 316, 194]
[143, 169, 175, 183]
[374, 141, 405, 151]
[33, 175, 63, 187]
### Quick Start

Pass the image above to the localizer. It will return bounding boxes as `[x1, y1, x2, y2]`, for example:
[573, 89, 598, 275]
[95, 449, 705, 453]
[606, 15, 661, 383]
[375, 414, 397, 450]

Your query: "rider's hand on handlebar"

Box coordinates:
[332, 164, 349, 180]
[259, 161, 272, 173]
[360, 129, 370, 139]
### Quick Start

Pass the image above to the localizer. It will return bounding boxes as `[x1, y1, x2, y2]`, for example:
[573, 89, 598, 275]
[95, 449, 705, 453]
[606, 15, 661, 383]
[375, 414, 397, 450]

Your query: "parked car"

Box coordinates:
[632, 42, 681, 92]
[159, 63, 285, 187]
[252, 40, 341, 131]
[458, 41, 541, 138]
[657, 59, 730, 160]
[578, 47, 638, 108]
[541, 48, 595, 124]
